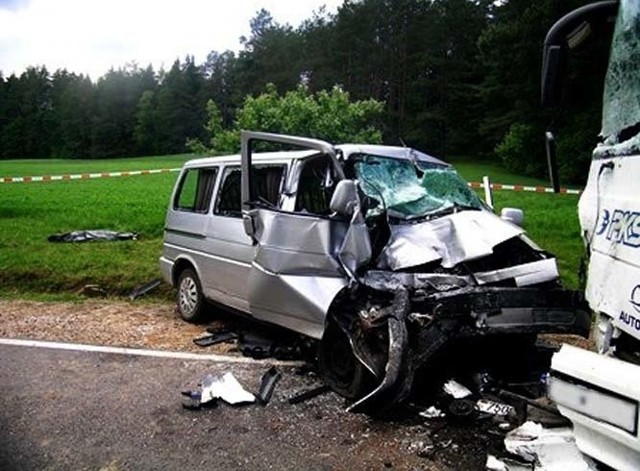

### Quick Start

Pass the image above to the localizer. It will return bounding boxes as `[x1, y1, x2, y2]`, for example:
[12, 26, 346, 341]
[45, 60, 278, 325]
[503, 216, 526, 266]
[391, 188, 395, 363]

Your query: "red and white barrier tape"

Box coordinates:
[0, 167, 180, 184]
[0, 167, 582, 194]
[467, 181, 581, 195]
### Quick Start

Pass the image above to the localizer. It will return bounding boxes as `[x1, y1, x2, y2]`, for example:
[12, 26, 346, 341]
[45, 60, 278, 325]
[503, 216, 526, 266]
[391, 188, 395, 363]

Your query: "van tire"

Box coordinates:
[176, 268, 206, 323]
[318, 319, 374, 400]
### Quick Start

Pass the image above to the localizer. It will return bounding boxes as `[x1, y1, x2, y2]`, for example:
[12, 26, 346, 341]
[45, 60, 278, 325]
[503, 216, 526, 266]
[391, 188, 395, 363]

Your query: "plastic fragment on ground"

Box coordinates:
[486, 455, 508, 471]
[257, 366, 282, 405]
[485, 454, 533, 471]
[418, 405, 445, 419]
[504, 421, 598, 470]
[200, 372, 255, 405]
[288, 384, 330, 404]
[443, 379, 472, 399]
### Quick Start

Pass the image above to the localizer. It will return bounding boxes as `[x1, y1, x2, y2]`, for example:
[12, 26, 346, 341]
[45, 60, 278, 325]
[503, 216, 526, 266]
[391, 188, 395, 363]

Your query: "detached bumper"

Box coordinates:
[549, 345, 640, 471]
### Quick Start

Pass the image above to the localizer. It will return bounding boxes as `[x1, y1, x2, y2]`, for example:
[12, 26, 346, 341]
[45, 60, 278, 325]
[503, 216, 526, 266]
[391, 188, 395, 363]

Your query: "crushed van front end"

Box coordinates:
[323, 266, 591, 413]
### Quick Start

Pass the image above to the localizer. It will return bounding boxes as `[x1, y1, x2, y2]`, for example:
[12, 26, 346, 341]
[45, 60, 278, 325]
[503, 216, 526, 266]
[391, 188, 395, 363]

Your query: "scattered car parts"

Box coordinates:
[200, 372, 255, 405]
[129, 278, 162, 300]
[256, 366, 282, 405]
[193, 329, 238, 348]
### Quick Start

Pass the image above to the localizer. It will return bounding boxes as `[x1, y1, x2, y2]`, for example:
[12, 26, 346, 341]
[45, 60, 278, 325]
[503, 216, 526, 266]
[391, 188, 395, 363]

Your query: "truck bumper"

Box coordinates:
[549, 345, 640, 471]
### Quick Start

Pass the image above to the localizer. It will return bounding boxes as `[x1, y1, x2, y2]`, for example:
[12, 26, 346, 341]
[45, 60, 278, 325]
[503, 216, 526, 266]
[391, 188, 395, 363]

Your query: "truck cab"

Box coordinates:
[542, 2, 640, 468]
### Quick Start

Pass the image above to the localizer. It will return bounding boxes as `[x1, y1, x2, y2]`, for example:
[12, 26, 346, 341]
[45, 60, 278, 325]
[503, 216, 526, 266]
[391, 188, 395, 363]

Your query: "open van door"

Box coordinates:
[240, 131, 371, 339]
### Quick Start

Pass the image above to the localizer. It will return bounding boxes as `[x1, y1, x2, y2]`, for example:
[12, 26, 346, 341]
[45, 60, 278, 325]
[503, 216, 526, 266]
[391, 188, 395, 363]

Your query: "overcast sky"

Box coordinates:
[0, 0, 345, 79]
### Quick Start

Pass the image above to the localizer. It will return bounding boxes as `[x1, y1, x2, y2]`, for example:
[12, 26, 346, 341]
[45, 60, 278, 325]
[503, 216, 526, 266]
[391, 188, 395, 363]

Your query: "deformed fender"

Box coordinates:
[347, 287, 411, 413]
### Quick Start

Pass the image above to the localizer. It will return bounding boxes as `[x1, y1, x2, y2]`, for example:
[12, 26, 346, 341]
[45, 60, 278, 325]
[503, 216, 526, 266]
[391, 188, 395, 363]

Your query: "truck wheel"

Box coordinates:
[318, 319, 374, 400]
[176, 268, 206, 323]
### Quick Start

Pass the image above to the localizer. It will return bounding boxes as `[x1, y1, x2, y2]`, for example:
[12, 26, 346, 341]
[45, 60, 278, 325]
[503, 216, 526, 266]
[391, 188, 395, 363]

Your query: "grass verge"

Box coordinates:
[0, 156, 585, 299]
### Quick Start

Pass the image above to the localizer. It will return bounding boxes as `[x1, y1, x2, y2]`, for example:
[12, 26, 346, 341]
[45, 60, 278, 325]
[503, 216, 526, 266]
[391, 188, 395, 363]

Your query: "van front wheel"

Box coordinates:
[177, 268, 206, 323]
[318, 319, 374, 400]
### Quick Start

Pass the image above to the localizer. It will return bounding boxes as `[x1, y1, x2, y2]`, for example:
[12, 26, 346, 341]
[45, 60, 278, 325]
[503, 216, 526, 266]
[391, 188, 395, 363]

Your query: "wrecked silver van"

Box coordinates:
[161, 131, 590, 412]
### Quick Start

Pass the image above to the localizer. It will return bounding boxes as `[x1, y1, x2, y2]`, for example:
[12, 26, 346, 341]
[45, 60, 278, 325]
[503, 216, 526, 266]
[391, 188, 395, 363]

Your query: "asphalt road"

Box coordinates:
[0, 344, 502, 470]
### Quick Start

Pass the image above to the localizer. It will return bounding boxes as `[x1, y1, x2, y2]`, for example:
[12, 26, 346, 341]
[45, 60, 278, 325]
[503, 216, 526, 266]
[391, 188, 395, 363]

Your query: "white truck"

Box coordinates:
[542, 1, 640, 469]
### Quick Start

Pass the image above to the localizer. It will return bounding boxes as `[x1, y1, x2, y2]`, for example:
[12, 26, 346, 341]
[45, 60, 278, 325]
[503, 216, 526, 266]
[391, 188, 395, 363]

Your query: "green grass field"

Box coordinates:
[0, 156, 584, 300]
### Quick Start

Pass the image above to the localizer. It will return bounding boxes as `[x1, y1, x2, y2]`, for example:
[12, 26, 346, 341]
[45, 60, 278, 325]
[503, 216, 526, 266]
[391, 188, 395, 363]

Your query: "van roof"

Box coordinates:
[183, 144, 447, 168]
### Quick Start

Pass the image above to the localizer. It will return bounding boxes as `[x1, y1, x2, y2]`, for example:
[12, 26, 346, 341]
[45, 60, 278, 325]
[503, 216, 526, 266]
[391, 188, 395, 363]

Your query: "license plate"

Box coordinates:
[476, 399, 515, 416]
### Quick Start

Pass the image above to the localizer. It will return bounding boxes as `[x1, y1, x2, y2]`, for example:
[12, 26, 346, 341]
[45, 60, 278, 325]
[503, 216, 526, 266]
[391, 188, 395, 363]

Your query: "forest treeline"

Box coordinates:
[0, 0, 610, 183]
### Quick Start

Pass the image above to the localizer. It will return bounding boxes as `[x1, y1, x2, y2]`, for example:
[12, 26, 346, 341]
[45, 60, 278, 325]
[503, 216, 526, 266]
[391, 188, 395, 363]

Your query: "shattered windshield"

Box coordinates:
[354, 154, 483, 220]
[601, 0, 640, 144]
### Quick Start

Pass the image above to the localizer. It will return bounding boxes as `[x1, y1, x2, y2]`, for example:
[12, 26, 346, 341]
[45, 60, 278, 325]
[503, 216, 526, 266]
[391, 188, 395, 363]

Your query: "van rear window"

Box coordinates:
[174, 168, 218, 213]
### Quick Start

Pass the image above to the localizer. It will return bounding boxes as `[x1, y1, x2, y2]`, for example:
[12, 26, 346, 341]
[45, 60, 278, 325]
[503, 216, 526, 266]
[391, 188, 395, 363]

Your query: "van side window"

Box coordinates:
[216, 167, 242, 216]
[216, 165, 286, 217]
[174, 168, 218, 213]
[295, 156, 335, 215]
[251, 165, 286, 207]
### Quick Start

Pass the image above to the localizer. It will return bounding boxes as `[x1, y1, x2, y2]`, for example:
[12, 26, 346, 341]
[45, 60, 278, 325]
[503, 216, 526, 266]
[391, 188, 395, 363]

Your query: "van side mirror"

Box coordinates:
[330, 179, 359, 217]
[501, 207, 524, 227]
[242, 209, 256, 242]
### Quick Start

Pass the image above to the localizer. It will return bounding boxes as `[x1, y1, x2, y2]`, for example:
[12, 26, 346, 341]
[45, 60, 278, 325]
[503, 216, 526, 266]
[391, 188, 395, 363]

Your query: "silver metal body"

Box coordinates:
[161, 133, 567, 339]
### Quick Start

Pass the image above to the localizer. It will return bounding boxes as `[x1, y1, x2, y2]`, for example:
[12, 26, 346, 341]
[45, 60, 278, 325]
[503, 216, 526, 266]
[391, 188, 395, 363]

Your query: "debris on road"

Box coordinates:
[200, 372, 255, 405]
[256, 366, 282, 405]
[418, 406, 445, 419]
[485, 454, 533, 471]
[129, 278, 162, 300]
[180, 390, 214, 410]
[76, 284, 107, 297]
[48, 230, 138, 243]
[447, 398, 477, 420]
[193, 329, 238, 348]
[443, 379, 473, 399]
[407, 439, 436, 458]
[288, 384, 331, 405]
[486, 454, 507, 471]
[503, 421, 597, 470]
[238, 329, 302, 360]
[194, 323, 306, 360]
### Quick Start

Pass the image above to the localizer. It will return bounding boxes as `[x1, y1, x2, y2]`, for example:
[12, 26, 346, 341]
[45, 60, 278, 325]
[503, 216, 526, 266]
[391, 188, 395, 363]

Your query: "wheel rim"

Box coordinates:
[178, 276, 198, 315]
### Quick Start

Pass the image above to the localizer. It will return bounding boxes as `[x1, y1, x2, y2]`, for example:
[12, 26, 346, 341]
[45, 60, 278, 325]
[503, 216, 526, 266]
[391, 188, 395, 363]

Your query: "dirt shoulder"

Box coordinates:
[0, 298, 594, 354]
[0, 298, 233, 354]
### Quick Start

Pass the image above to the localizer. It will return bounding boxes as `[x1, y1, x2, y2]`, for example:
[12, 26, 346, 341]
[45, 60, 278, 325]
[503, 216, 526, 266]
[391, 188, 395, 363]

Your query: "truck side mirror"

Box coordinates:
[330, 179, 359, 217]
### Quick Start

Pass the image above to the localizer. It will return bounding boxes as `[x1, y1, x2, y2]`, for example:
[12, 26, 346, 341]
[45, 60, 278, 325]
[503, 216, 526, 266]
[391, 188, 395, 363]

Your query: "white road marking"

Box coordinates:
[0, 338, 302, 365]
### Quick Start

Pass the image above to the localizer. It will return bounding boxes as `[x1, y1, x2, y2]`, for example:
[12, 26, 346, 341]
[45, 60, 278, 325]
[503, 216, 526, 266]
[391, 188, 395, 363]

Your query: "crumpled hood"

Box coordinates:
[378, 210, 524, 271]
